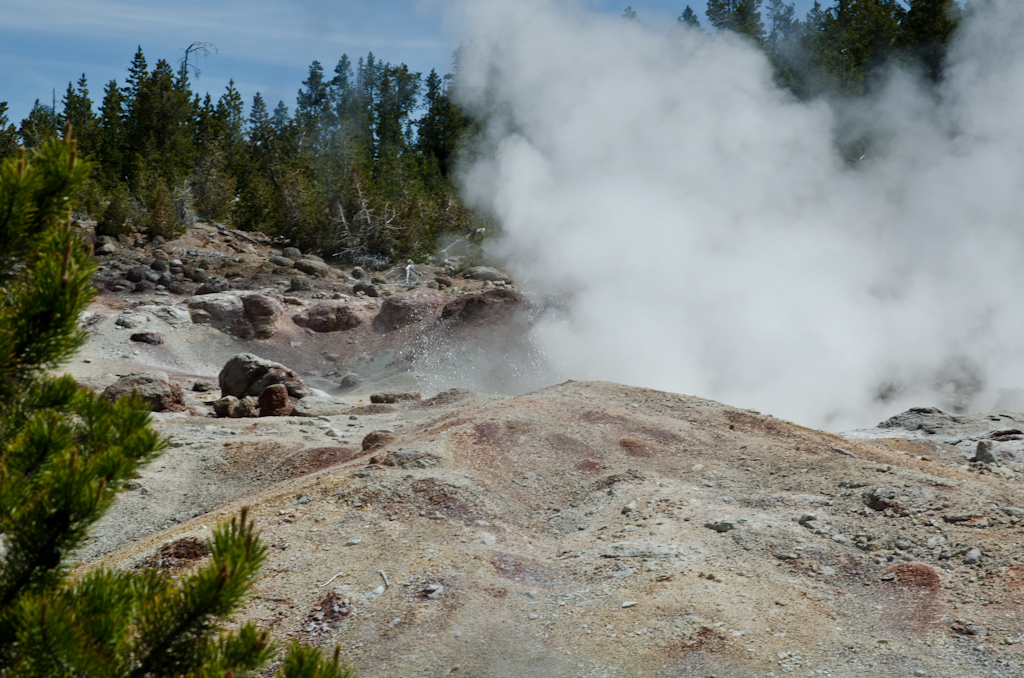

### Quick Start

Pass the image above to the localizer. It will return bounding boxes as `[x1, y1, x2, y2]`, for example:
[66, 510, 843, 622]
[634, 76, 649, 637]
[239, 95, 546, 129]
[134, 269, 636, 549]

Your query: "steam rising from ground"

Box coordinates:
[439, 0, 1024, 429]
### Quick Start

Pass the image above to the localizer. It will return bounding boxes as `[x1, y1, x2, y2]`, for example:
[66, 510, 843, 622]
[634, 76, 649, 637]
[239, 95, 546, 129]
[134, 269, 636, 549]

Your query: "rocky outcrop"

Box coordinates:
[103, 372, 186, 412]
[440, 288, 530, 326]
[187, 293, 282, 339]
[218, 353, 308, 399]
[373, 288, 446, 331]
[292, 303, 364, 332]
[460, 266, 512, 283]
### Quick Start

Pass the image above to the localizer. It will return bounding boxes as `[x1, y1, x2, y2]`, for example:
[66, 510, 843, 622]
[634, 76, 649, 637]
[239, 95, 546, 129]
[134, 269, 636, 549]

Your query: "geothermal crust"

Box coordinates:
[70, 221, 1024, 678]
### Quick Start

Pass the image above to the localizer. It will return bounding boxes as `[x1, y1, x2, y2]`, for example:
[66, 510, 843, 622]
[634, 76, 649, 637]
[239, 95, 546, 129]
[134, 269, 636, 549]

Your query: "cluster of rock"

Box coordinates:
[214, 353, 313, 417]
[268, 247, 335, 279]
[113, 250, 208, 296]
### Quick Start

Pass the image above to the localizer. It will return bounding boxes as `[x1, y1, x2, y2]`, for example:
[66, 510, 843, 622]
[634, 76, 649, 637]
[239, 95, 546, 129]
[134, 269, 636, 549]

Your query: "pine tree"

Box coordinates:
[896, 0, 961, 81]
[60, 75, 95, 157]
[803, 0, 906, 95]
[417, 69, 467, 179]
[95, 80, 126, 186]
[679, 6, 702, 28]
[18, 100, 60, 150]
[0, 127, 355, 678]
[706, 0, 766, 43]
[0, 103, 18, 160]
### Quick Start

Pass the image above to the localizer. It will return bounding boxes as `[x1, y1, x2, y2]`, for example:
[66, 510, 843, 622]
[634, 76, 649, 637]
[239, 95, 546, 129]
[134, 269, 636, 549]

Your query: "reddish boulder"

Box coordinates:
[440, 288, 530, 326]
[130, 332, 164, 345]
[218, 353, 308, 399]
[292, 303, 363, 332]
[258, 384, 293, 417]
[373, 288, 446, 331]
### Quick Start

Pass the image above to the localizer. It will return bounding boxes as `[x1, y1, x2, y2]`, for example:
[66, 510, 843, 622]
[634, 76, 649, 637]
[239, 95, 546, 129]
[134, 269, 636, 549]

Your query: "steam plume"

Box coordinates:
[443, 0, 1024, 429]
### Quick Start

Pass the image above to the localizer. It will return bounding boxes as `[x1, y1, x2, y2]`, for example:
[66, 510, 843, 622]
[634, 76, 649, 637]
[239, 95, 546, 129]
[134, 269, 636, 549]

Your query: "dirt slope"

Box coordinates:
[81, 381, 1024, 678]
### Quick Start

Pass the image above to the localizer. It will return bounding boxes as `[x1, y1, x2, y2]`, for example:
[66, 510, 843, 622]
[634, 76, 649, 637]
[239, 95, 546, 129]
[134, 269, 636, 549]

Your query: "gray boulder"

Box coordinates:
[196, 275, 229, 295]
[294, 259, 331, 278]
[104, 372, 187, 413]
[292, 396, 352, 417]
[187, 293, 281, 339]
[973, 440, 999, 464]
[188, 293, 245, 324]
[462, 266, 511, 282]
[281, 247, 302, 260]
[269, 255, 295, 268]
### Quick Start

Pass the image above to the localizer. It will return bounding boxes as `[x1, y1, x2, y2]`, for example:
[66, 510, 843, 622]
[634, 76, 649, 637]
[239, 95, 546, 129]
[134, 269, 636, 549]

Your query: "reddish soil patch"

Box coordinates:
[547, 432, 598, 458]
[296, 593, 354, 644]
[581, 410, 683, 446]
[574, 459, 603, 475]
[882, 562, 941, 592]
[489, 551, 557, 587]
[619, 437, 653, 458]
[411, 478, 481, 522]
[141, 537, 209, 571]
[271, 446, 361, 479]
[724, 410, 798, 439]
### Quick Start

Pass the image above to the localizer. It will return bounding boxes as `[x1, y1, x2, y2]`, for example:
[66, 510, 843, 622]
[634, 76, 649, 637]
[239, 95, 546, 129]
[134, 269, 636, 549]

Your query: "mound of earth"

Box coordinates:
[77, 381, 1024, 678]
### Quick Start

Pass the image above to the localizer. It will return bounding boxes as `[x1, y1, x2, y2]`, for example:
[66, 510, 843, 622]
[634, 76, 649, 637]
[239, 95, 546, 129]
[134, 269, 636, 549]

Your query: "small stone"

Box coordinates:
[831, 534, 848, 544]
[150, 258, 168, 272]
[973, 440, 998, 464]
[343, 538, 362, 546]
[192, 380, 217, 393]
[353, 282, 379, 297]
[875, 464, 891, 473]
[281, 247, 302, 260]
[621, 502, 636, 515]
[130, 332, 164, 345]
[704, 520, 734, 533]
[289, 275, 313, 291]
[528, 613, 539, 620]
[621, 601, 637, 608]
[964, 548, 982, 565]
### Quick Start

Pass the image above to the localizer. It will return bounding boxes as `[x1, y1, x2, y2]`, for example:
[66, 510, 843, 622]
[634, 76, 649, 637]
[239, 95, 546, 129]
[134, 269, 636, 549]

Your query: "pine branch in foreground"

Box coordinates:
[0, 127, 356, 678]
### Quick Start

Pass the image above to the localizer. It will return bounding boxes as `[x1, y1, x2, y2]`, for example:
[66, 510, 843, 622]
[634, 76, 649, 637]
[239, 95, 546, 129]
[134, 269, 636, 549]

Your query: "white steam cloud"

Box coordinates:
[444, 0, 1024, 430]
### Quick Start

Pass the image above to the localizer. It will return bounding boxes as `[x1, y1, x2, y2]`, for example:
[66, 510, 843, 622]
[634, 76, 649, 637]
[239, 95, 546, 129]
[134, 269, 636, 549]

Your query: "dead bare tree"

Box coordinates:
[179, 41, 217, 79]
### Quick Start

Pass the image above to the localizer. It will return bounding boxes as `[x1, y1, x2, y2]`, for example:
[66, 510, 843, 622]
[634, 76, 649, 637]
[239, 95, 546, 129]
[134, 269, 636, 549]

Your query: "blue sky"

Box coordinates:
[1, 0, 820, 126]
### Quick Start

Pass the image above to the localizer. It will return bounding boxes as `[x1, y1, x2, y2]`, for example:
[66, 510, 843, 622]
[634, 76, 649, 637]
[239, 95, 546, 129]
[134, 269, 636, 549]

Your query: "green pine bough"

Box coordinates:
[0, 126, 355, 678]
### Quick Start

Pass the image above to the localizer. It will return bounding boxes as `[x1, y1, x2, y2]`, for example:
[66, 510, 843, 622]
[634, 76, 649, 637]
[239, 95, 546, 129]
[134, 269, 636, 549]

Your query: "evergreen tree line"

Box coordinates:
[0, 47, 477, 268]
[0, 1, 964, 263]
[675, 0, 962, 98]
